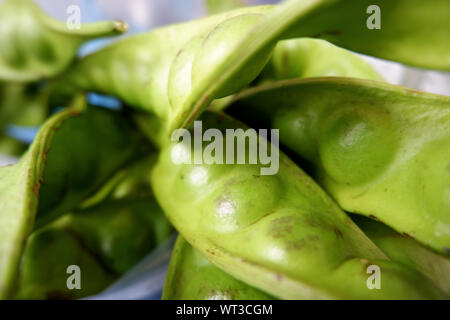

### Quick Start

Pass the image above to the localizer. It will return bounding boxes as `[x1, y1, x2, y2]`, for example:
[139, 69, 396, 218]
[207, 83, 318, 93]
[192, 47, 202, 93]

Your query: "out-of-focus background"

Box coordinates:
[0, 0, 449, 299]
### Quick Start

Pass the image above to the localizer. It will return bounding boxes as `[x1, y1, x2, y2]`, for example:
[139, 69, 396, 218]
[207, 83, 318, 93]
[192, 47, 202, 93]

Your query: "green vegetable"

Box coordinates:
[0, 0, 127, 82]
[68, 199, 172, 275]
[0, 134, 27, 157]
[53, 0, 449, 140]
[0, 97, 148, 298]
[15, 195, 171, 299]
[354, 216, 450, 295]
[163, 235, 274, 300]
[151, 111, 445, 299]
[211, 37, 383, 111]
[225, 77, 450, 256]
[15, 218, 115, 300]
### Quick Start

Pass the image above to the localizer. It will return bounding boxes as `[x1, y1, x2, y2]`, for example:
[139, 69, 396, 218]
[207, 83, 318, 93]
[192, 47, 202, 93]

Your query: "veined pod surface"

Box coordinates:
[354, 216, 450, 296]
[0, 99, 148, 298]
[0, 0, 127, 82]
[151, 111, 445, 299]
[163, 236, 274, 300]
[225, 77, 450, 256]
[54, 0, 449, 137]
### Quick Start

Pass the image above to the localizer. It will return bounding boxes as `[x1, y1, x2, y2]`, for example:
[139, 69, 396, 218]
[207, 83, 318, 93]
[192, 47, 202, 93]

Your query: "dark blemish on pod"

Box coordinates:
[268, 216, 294, 238]
[325, 29, 341, 36]
[369, 214, 378, 220]
[334, 228, 344, 238]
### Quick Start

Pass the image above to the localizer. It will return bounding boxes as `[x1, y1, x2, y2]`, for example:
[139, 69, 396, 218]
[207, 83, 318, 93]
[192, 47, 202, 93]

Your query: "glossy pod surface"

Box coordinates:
[53, 0, 450, 138]
[354, 216, 450, 296]
[226, 78, 450, 256]
[163, 236, 274, 300]
[151, 111, 446, 299]
[0, 0, 127, 82]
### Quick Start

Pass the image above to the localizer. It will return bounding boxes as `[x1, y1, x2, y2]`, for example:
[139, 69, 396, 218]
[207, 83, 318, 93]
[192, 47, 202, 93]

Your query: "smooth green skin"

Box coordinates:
[0, 100, 147, 298]
[259, 38, 383, 83]
[53, 0, 449, 139]
[14, 218, 115, 300]
[163, 236, 274, 300]
[0, 0, 127, 82]
[225, 77, 450, 256]
[151, 111, 445, 299]
[354, 216, 450, 296]
[211, 37, 383, 111]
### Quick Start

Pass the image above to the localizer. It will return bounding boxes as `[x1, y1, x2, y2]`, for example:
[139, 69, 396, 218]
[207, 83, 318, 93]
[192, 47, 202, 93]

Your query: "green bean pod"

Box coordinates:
[0, 98, 148, 298]
[225, 77, 450, 256]
[354, 216, 450, 296]
[163, 235, 274, 300]
[14, 218, 115, 300]
[0, 0, 127, 82]
[151, 111, 445, 299]
[53, 0, 449, 138]
[15, 195, 171, 299]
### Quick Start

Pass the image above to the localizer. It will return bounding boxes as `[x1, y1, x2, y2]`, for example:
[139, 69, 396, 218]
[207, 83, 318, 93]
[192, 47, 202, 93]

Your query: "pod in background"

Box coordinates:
[0, 97, 149, 298]
[0, 0, 127, 82]
[53, 0, 449, 139]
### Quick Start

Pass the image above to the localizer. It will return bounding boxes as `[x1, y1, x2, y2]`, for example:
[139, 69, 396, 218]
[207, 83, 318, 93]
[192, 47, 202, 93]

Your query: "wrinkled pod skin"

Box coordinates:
[0, 0, 127, 82]
[353, 216, 450, 296]
[151, 111, 445, 299]
[163, 236, 274, 300]
[53, 0, 449, 139]
[225, 77, 450, 256]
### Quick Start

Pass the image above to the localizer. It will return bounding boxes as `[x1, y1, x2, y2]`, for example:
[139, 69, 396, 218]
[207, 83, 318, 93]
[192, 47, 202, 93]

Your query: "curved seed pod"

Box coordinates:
[151, 111, 445, 299]
[0, 0, 127, 82]
[163, 235, 274, 300]
[67, 199, 172, 275]
[14, 219, 115, 300]
[211, 37, 383, 111]
[0, 98, 148, 298]
[354, 216, 450, 296]
[205, 0, 246, 15]
[225, 77, 450, 256]
[54, 0, 448, 138]
[15, 159, 172, 299]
